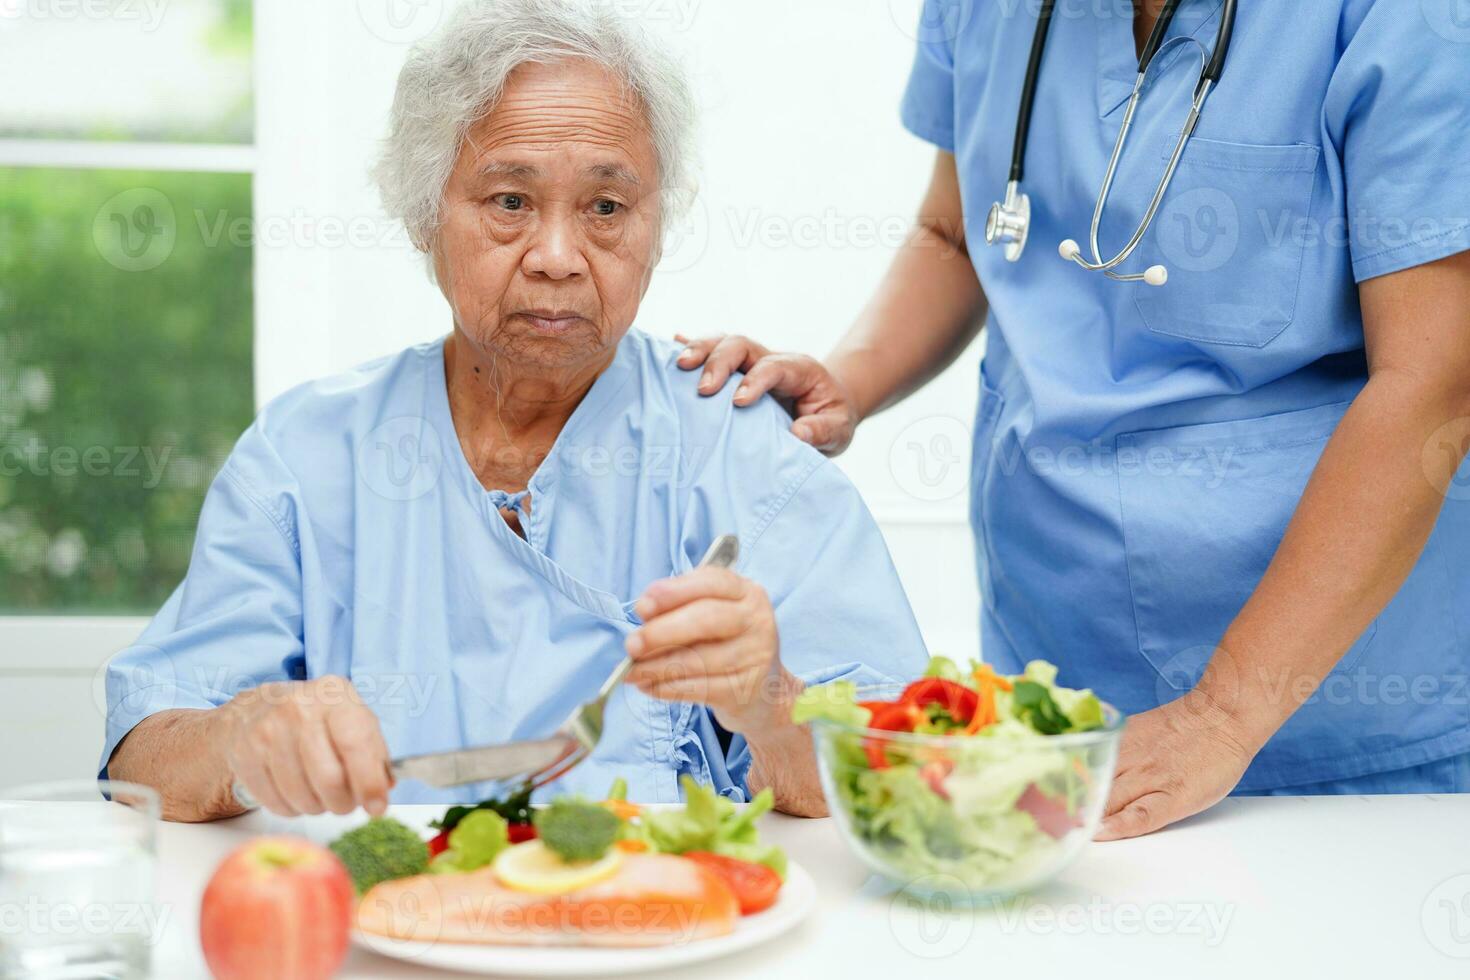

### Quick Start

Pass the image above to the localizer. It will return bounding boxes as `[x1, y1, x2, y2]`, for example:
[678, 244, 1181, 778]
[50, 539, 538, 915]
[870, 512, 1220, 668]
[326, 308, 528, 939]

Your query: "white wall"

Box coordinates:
[1, 0, 983, 788]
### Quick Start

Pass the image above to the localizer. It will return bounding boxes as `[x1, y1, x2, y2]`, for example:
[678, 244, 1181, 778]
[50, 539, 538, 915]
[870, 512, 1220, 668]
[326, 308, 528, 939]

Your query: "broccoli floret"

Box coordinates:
[533, 798, 621, 862]
[328, 817, 429, 893]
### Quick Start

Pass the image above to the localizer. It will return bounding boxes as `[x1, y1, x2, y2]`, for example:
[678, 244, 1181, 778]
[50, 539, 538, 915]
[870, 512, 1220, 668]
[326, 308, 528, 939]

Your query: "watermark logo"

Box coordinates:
[356, 0, 442, 44]
[1150, 644, 1246, 735]
[888, 877, 975, 958]
[595, 0, 701, 31]
[359, 886, 444, 961]
[1260, 208, 1469, 256]
[357, 416, 443, 502]
[0, 899, 171, 947]
[991, 896, 1235, 945]
[91, 644, 175, 721]
[194, 208, 417, 253]
[1155, 186, 1239, 274]
[93, 188, 176, 272]
[889, 415, 970, 502]
[1421, 417, 1470, 502]
[94, 652, 444, 723]
[0, 437, 174, 489]
[724, 206, 938, 255]
[656, 196, 710, 275]
[1424, 0, 1470, 43]
[1153, 643, 1222, 698]
[889, 0, 974, 44]
[1423, 873, 1470, 958]
[0, 0, 168, 30]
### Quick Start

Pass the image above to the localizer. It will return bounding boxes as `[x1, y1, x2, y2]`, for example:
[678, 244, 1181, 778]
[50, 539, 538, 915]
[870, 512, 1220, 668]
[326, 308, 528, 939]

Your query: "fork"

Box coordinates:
[522, 533, 741, 791]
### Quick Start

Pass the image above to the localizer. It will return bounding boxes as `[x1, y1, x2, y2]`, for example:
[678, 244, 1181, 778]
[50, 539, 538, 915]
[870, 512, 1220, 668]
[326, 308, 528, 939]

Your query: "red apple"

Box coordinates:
[200, 836, 354, 980]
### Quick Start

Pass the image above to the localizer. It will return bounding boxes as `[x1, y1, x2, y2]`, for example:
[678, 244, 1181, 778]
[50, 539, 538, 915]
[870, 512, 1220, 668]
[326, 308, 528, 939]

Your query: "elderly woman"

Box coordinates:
[101, 0, 925, 821]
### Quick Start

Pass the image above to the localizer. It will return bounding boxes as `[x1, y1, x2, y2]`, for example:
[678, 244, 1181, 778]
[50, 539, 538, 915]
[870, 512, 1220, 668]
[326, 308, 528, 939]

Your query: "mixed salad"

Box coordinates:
[793, 657, 1114, 886]
[328, 775, 787, 916]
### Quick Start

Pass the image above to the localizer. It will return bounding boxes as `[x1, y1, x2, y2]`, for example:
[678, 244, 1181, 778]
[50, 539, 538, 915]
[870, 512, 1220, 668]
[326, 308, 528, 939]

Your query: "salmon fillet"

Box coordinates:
[356, 853, 740, 947]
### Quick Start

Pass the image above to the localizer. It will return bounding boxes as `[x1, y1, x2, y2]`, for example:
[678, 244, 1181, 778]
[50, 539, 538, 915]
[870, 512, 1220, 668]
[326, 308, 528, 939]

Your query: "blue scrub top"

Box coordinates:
[100, 330, 928, 803]
[902, 0, 1470, 790]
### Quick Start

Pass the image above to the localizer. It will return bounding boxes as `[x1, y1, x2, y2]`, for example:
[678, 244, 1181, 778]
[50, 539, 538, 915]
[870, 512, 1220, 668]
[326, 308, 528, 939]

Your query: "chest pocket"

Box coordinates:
[1134, 138, 1321, 348]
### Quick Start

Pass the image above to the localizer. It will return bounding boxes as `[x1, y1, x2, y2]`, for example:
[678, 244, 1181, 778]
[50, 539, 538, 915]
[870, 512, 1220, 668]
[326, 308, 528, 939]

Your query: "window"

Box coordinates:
[0, 0, 252, 144]
[0, 1, 255, 615]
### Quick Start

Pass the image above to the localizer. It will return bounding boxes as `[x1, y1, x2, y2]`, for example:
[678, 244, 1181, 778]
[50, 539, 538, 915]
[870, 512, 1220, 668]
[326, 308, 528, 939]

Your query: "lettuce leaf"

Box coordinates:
[635, 776, 788, 878]
[791, 680, 872, 728]
[923, 656, 964, 682]
[1016, 660, 1104, 732]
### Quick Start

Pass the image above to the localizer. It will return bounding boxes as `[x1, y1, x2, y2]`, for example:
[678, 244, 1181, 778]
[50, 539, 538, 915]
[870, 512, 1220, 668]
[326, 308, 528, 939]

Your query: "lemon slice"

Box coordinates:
[492, 840, 623, 894]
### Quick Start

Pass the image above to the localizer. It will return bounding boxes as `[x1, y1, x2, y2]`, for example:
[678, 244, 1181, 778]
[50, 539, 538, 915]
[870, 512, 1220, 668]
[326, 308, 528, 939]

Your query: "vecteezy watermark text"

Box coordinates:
[0, 899, 171, 947]
[1, 0, 169, 31]
[0, 439, 172, 489]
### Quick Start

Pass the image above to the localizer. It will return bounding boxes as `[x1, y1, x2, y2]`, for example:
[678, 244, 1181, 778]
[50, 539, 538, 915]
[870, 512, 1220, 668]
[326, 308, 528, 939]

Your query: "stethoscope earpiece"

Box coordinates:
[1060, 240, 1167, 286]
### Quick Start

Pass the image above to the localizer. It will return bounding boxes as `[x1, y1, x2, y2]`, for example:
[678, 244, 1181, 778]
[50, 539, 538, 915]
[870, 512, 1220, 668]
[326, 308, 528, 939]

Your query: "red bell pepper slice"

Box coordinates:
[863, 701, 926, 769]
[900, 678, 979, 725]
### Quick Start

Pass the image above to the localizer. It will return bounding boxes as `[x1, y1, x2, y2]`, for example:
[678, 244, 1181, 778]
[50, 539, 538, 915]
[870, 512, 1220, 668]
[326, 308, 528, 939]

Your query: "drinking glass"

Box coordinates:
[0, 780, 160, 980]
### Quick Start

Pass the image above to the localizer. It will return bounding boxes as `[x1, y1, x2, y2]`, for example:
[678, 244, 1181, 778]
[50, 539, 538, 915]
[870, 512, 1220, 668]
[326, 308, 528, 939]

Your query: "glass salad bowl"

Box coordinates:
[810, 683, 1124, 902]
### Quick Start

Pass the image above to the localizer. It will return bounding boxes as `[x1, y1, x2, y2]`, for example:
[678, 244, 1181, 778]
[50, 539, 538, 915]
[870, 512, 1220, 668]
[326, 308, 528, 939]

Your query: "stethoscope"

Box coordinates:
[984, 0, 1238, 286]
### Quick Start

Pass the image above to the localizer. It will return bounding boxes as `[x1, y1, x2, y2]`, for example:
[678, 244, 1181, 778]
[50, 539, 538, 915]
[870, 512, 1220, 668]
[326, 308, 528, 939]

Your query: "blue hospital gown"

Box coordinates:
[101, 329, 928, 803]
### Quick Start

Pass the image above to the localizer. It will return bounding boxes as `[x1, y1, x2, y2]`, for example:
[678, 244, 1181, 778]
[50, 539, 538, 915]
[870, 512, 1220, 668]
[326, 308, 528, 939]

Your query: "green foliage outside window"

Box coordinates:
[0, 168, 254, 612]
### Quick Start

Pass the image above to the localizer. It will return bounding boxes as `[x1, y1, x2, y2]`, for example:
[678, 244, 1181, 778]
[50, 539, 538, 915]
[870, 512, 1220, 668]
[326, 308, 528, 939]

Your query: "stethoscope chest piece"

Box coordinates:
[985, 181, 1030, 262]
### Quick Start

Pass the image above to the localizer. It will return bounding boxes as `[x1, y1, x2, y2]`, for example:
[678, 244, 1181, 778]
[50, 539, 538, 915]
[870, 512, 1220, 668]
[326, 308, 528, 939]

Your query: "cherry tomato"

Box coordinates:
[683, 852, 782, 915]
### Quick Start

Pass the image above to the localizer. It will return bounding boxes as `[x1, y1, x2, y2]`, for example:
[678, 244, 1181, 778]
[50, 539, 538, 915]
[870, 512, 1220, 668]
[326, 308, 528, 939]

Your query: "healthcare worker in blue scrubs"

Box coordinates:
[680, 0, 1470, 838]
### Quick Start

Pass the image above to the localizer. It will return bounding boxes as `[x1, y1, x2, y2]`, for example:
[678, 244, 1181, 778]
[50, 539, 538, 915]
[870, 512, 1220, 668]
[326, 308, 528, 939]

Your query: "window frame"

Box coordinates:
[0, 0, 318, 660]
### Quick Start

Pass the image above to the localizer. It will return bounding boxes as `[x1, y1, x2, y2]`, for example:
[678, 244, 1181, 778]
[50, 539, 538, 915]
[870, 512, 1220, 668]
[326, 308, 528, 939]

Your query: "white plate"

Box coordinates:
[352, 860, 816, 977]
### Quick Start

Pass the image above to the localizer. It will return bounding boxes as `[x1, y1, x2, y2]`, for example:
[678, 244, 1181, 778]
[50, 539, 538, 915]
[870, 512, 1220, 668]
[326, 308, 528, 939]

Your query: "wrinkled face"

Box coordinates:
[432, 58, 662, 374]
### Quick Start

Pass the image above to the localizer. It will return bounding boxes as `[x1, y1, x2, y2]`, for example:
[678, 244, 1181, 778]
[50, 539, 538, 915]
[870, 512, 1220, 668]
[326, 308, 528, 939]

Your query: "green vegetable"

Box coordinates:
[328, 817, 430, 893]
[605, 777, 629, 801]
[923, 656, 964, 682]
[1051, 684, 1105, 731]
[791, 681, 872, 729]
[431, 782, 533, 832]
[633, 777, 787, 878]
[430, 809, 510, 873]
[1010, 680, 1071, 735]
[534, 798, 622, 862]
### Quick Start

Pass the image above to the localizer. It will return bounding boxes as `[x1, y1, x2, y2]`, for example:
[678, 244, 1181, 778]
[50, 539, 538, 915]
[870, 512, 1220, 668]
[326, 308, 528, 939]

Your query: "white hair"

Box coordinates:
[373, 0, 697, 264]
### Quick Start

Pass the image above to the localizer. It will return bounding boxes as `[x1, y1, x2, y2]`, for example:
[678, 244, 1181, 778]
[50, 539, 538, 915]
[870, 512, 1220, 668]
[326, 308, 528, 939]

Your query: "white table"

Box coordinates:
[148, 795, 1470, 978]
